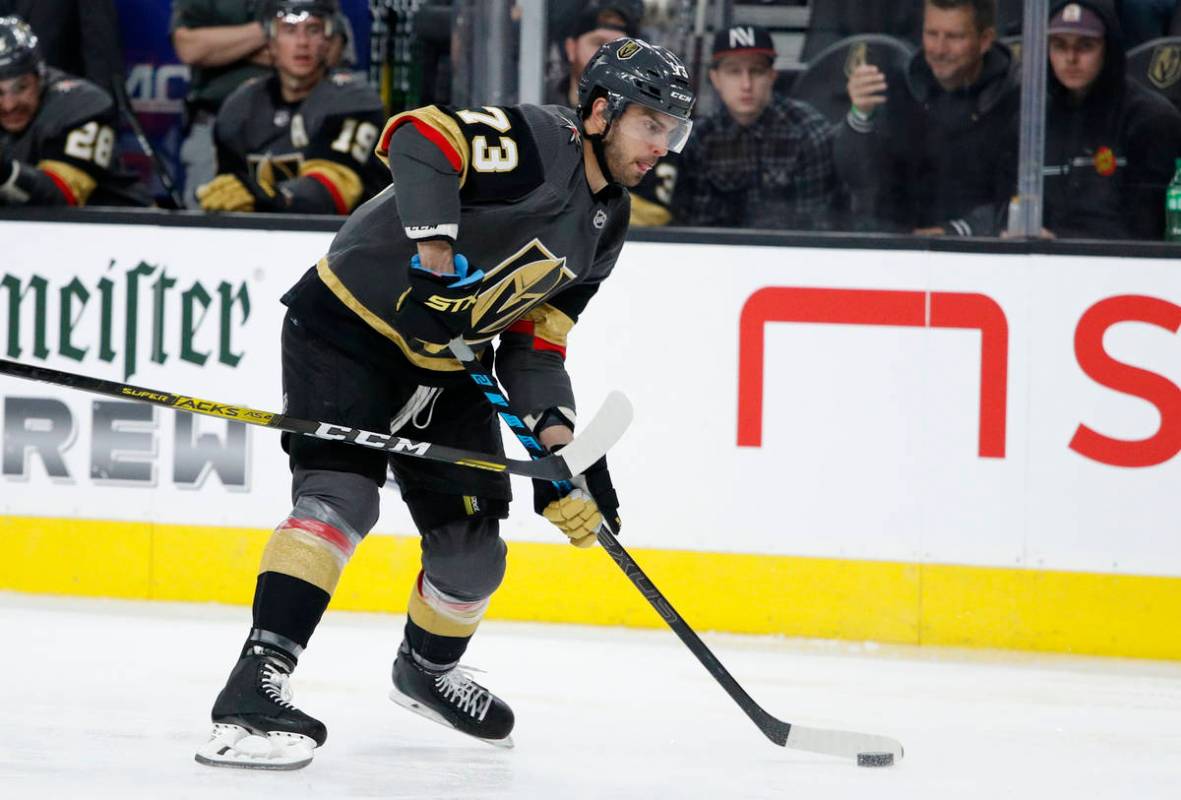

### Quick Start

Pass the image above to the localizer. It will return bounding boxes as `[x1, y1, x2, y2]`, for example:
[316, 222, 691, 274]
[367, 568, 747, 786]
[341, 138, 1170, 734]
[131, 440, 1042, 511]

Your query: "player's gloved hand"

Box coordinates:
[196, 173, 286, 213]
[533, 453, 621, 548]
[393, 253, 484, 345]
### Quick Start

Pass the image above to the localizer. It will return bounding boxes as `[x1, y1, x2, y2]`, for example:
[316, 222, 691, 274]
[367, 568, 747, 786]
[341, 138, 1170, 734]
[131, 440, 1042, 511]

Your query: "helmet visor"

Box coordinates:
[613, 105, 693, 154]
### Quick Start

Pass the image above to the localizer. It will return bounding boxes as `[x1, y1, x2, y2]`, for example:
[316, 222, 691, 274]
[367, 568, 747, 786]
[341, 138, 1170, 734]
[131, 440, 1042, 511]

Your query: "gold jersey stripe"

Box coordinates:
[259, 527, 345, 595]
[407, 583, 482, 638]
[300, 158, 364, 213]
[521, 303, 575, 348]
[315, 257, 468, 372]
[37, 159, 98, 206]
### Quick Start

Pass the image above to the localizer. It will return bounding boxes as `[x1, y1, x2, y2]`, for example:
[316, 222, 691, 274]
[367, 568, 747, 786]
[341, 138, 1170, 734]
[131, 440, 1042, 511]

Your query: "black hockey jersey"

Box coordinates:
[213, 70, 389, 215]
[282, 103, 631, 422]
[0, 67, 146, 207]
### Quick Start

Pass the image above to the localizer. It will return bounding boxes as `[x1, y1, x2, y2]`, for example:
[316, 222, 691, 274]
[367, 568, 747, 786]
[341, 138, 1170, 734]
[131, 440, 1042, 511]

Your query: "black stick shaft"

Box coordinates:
[595, 527, 790, 745]
[0, 357, 575, 481]
[447, 340, 791, 746]
[112, 79, 185, 209]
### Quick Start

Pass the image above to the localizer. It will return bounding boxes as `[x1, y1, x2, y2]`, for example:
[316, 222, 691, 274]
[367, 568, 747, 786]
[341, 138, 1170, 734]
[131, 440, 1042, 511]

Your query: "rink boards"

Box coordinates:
[1, 220, 1180, 659]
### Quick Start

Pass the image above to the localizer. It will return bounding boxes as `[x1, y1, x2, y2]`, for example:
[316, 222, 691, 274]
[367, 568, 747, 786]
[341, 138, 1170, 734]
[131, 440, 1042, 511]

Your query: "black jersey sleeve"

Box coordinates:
[376, 104, 547, 241]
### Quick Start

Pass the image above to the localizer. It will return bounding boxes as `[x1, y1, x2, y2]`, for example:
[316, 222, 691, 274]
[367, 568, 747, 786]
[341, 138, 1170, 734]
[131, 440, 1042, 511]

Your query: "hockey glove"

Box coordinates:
[533, 453, 621, 548]
[393, 253, 484, 345]
[196, 173, 286, 213]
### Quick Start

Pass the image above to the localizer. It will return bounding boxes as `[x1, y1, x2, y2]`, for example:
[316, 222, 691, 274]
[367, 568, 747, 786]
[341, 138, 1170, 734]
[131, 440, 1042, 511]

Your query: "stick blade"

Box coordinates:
[558, 391, 634, 477]
[785, 725, 904, 763]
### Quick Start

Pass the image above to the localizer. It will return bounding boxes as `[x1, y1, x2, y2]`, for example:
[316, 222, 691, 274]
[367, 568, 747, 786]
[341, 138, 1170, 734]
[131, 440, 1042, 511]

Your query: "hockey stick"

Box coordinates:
[0, 357, 631, 482]
[110, 78, 186, 210]
[447, 338, 904, 765]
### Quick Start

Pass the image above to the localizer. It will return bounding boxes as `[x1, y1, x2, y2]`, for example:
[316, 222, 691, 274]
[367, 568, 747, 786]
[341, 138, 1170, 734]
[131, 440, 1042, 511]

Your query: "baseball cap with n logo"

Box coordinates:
[711, 24, 776, 63]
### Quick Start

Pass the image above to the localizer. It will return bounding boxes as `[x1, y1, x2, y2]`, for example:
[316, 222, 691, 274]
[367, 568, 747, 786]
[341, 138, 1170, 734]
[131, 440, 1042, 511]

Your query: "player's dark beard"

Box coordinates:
[602, 129, 642, 188]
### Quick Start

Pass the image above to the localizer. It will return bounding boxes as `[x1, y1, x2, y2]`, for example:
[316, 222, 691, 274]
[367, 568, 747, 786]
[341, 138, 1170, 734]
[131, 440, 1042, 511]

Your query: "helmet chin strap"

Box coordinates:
[587, 128, 618, 186]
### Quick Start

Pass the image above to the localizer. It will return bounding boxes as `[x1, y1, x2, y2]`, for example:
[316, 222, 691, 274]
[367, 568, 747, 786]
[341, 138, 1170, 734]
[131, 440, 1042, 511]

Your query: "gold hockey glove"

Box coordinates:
[541, 489, 602, 548]
[534, 454, 621, 547]
[196, 172, 284, 212]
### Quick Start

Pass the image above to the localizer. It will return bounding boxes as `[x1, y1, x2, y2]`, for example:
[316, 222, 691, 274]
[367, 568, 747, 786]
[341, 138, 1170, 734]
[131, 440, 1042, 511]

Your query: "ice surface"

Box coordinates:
[1, 592, 1179, 799]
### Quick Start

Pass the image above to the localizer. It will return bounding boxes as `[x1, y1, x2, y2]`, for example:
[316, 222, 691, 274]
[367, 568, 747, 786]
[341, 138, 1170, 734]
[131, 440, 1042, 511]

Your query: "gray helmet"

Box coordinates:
[577, 37, 695, 125]
[261, 0, 339, 38]
[0, 16, 44, 82]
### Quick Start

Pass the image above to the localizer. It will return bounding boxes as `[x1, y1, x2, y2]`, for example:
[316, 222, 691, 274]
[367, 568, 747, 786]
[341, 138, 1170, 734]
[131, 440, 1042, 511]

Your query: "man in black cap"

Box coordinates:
[545, 1, 678, 225]
[546, 1, 641, 108]
[673, 24, 839, 230]
[836, 0, 1019, 236]
[1041, 0, 1181, 239]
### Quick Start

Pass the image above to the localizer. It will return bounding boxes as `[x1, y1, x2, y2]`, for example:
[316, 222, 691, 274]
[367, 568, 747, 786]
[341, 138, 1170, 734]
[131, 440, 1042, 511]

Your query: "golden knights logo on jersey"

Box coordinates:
[471, 240, 576, 336]
[1148, 44, 1181, 90]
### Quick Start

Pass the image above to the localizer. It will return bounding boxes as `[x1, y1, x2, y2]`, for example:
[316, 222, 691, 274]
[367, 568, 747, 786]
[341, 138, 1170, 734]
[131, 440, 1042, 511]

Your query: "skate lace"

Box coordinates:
[434, 668, 493, 721]
[260, 662, 296, 710]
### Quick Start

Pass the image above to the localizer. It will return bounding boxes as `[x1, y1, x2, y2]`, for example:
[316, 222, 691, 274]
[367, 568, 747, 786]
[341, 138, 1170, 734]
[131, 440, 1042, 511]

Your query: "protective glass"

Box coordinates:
[613, 105, 693, 153]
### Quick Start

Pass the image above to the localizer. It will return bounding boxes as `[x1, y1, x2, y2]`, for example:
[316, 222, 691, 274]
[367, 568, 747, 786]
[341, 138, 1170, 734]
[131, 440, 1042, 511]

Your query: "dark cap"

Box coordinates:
[711, 25, 777, 63]
[1048, 3, 1105, 38]
[571, 1, 641, 40]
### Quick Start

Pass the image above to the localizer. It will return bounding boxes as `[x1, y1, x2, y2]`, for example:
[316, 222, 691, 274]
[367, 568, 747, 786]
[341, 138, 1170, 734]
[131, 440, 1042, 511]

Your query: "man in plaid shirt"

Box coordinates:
[673, 25, 839, 230]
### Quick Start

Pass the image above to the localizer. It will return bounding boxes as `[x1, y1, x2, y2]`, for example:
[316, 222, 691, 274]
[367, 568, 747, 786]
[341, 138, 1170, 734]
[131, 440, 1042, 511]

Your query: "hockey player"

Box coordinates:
[0, 16, 146, 207]
[196, 0, 387, 215]
[195, 37, 694, 769]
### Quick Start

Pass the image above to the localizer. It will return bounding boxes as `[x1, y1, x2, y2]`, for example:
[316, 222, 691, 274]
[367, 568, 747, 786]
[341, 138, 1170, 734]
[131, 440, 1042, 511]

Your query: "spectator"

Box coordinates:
[196, 0, 387, 215]
[804, 0, 1023, 61]
[546, 2, 640, 107]
[546, 2, 676, 225]
[0, 16, 147, 207]
[0, 0, 124, 92]
[673, 25, 840, 230]
[835, 0, 1020, 236]
[171, 0, 274, 207]
[1042, 1, 1181, 239]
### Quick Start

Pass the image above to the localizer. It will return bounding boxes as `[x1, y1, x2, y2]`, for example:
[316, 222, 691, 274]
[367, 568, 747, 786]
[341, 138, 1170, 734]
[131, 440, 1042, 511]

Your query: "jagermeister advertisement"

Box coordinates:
[0, 221, 326, 526]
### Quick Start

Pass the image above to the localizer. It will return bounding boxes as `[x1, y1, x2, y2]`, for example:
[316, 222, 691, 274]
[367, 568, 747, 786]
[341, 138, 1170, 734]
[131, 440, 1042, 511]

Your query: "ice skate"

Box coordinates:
[389, 644, 515, 748]
[195, 649, 327, 770]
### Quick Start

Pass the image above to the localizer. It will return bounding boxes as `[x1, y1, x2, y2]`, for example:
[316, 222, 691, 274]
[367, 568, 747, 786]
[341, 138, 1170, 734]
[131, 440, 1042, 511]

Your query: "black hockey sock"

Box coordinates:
[241, 571, 332, 663]
[402, 617, 472, 672]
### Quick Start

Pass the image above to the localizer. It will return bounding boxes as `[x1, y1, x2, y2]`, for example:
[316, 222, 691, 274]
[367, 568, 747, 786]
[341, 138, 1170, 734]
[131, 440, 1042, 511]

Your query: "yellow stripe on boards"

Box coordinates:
[2, 515, 1181, 661]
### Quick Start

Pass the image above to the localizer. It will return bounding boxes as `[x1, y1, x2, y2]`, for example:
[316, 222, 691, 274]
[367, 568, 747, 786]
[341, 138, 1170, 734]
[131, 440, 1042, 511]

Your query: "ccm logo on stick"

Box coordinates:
[736, 287, 1009, 458]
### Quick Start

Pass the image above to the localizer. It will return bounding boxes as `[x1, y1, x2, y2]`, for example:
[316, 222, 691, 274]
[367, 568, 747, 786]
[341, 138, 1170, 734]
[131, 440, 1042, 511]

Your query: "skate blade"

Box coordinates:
[389, 688, 515, 749]
[194, 723, 317, 770]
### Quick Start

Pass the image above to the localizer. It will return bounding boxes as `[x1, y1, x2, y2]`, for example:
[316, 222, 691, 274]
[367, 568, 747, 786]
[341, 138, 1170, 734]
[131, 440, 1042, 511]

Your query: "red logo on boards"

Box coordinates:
[736, 287, 1008, 458]
[736, 288, 1181, 468]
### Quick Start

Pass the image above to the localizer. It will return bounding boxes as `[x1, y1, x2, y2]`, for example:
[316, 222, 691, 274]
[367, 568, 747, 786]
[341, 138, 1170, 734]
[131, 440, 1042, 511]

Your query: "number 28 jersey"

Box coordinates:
[0, 67, 145, 206]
